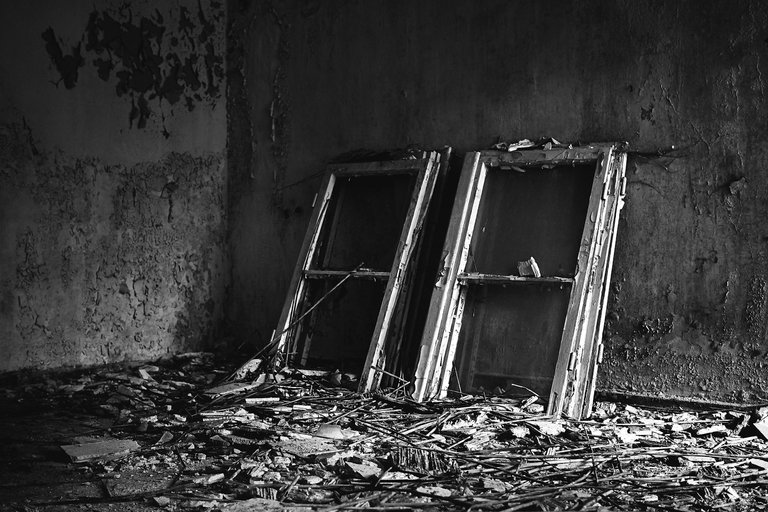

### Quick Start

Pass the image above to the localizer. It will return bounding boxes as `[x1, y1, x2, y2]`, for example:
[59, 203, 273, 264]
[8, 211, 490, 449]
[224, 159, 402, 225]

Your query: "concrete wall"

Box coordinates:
[228, 0, 768, 403]
[0, 0, 227, 370]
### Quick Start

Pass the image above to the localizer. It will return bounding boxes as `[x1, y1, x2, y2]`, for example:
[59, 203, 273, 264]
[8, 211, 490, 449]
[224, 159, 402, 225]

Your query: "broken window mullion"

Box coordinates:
[549, 146, 627, 418]
[457, 273, 574, 285]
[578, 152, 628, 418]
[273, 172, 338, 366]
[548, 149, 615, 416]
[428, 158, 489, 400]
[359, 153, 441, 392]
[571, 157, 626, 415]
[412, 152, 484, 402]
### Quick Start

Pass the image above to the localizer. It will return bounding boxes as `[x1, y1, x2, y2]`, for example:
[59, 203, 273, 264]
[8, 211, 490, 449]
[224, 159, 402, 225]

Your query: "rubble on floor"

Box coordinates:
[3, 355, 768, 511]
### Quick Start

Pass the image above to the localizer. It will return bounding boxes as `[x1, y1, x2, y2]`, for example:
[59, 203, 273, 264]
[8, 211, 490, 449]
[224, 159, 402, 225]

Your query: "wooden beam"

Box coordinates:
[482, 146, 606, 169]
[327, 159, 426, 176]
[303, 270, 390, 280]
[457, 273, 574, 285]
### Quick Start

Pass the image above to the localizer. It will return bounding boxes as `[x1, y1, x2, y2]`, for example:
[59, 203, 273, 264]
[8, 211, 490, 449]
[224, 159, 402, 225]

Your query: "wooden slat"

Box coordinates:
[564, 183, 619, 416]
[327, 159, 425, 176]
[482, 146, 608, 169]
[568, 158, 622, 416]
[566, 152, 627, 418]
[548, 147, 618, 418]
[458, 273, 574, 285]
[547, 151, 612, 417]
[303, 270, 390, 280]
[412, 152, 482, 401]
[359, 153, 440, 392]
[434, 159, 490, 398]
[580, 153, 627, 417]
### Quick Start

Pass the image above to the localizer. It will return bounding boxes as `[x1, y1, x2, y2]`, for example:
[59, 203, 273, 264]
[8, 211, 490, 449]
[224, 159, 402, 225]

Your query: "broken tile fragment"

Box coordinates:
[527, 420, 565, 436]
[61, 439, 140, 462]
[156, 431, 174, 444]
[752, 420, 768, 440]
[314, 423, 344, 439]
[345, 460, 381, 479]
[695, 424, 728, 436]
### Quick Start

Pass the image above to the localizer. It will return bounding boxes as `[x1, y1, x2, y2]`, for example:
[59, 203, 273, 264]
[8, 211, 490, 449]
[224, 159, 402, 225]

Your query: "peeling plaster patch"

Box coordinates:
[42, 2, 224, 135]
[0, 121, 226, 371]
[743, 275, 768, 349]
[640, 103, 655, 123]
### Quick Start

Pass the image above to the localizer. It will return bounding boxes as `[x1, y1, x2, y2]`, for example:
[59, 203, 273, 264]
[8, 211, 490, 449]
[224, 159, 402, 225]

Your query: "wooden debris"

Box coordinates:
[156, 431, 174, 444]
[21, 355, 768, 511]
[203, 382, 261, 397]
[391, 446, 457, 475]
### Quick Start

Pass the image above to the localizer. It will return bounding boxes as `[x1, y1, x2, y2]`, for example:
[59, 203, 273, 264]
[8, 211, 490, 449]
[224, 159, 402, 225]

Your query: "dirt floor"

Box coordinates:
[2, 354, 768, 511]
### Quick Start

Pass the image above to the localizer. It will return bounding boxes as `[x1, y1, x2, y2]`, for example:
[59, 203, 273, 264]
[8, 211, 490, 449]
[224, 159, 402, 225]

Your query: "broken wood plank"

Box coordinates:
[204, 382, 261, 397]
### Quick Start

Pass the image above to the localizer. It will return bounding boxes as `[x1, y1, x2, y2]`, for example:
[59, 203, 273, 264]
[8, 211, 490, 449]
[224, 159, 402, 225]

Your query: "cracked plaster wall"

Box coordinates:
[228, 0, 768, 403]
[0, 0, 226, 371]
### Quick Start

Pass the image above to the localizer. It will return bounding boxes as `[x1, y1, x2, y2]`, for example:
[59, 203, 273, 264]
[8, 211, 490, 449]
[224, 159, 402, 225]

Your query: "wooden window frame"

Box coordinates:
[411, 144, 627, 419]
[273, 153, 441, 393]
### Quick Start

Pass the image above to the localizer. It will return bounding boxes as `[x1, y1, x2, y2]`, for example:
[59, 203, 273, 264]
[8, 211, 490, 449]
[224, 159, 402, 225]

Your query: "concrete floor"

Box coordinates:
[0, 399, 172, 511]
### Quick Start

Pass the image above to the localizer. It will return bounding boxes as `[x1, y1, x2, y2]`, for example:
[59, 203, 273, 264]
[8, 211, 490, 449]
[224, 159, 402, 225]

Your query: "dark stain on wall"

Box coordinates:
[42, 2, 224, 135]
[41, 28, 84, 89]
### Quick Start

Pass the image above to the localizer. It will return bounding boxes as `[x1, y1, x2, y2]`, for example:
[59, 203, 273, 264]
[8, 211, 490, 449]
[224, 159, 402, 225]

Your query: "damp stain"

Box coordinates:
[41, 28, 84, 89]
[42, 3, 224, 135]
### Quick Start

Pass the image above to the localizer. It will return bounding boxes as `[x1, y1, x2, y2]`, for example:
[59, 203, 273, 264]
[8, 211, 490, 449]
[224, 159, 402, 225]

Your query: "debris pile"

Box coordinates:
[4, 356, 768, 510]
